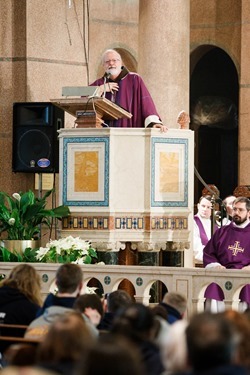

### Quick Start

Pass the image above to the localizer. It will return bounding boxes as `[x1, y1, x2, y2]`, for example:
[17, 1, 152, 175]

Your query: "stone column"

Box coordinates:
[138, 0, 190, 128]
[0, 0, 31, 192]
[239, 3, 250, 185]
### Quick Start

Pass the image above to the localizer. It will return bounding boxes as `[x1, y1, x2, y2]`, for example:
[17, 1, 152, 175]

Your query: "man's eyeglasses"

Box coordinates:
[104, 59, 120, 65]
[232, 207, 248, 213]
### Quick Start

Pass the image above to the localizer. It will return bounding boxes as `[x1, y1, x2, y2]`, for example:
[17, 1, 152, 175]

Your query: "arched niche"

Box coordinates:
[190, 45, 239, 202]
[144, 279, 168, 304]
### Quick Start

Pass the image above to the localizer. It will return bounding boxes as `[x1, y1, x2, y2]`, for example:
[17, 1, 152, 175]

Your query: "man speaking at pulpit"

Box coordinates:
[90, 49, 168, 132]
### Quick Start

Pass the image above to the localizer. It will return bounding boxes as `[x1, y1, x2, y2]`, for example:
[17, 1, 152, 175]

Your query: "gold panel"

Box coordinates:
[159, 151, 179, 193]
[74, 151, 99, 192]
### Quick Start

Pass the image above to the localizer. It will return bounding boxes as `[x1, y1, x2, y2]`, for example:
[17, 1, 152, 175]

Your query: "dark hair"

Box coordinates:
[112, 303, 156, 342]
[56, 263, 83, 293]
[36, 311, 93, 364]
[73, 293, 103, 317]
[151, 304, 168, 320]
[186, 312, 238, 371]
[199, 195, 212, 203]
[233, 196, 250, 211]
[76, 333, 144, 375]
[107, 290, 133, 313]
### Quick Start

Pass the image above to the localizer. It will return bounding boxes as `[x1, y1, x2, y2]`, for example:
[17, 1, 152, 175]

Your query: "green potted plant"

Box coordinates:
[0, 189, 70, 254]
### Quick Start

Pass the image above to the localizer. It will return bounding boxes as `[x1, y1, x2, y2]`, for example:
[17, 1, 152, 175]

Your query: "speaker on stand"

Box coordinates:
[12, 102, 64, 236]
[12, 102, 64, 174]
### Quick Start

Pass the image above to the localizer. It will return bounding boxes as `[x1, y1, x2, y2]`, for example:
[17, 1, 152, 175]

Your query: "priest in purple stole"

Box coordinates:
[204, 196, 250, 304]
[90, 49, 168, 131]
[193, 195, 224, 305]
[193, 195, 217, 263]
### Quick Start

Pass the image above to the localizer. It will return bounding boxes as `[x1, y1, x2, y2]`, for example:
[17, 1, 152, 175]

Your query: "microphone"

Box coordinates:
[103, 71, 111, 98]
[105, 70, 112, 79]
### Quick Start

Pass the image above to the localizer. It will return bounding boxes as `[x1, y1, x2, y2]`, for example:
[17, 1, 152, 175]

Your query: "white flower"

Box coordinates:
[84, 286, 97, 294]
[8, 218, 15, 226]
[72, 257, 86, 265]
[35, 246, 50, 260]
[35, 235, 96, 264]
[12, 193, 21, 201]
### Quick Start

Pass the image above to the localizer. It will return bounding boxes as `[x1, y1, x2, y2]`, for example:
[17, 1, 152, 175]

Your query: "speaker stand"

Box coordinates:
[37, 173, 43, 199]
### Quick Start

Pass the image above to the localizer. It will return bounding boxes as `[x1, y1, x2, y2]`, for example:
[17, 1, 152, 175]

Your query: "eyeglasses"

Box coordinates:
[104, 59, 120, 65]
[232, 207, 247, 213]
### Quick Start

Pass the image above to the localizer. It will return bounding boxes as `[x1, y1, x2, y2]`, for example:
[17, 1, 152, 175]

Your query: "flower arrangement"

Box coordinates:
[0, 189, 70, 240]
[35, 236, 97, 264]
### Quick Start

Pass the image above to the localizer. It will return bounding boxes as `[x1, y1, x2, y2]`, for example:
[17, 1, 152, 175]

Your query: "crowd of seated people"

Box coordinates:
[1, 263, 250, 375]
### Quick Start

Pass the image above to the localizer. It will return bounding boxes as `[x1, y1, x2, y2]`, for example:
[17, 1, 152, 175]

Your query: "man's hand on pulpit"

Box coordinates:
[153, 124, 168, 132]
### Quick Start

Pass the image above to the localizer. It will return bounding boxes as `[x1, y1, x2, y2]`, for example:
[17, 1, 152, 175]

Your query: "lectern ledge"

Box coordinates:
[51, 93, 132, 128]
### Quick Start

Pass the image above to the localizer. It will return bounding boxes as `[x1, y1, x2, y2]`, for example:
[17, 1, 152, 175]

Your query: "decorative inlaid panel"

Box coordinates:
[151, 137, 188, 207]
[62, 137, 109, 206]
[62, 215, 188, 230]
[62, 216, 110, 230]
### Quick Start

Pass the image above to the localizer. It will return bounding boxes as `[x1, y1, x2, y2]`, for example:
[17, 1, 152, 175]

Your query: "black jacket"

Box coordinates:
[0, 285, 39, 353]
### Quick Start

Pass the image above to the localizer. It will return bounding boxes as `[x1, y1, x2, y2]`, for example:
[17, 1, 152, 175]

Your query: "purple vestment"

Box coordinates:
[194, 215, 223, 300]
[91, 68, 161, 128]
[194, 215, 209, 245]
[204, 222, 250, 302]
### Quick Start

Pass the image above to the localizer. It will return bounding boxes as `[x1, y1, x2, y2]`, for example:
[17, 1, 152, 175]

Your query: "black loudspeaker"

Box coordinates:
[12, 102, 64, 173]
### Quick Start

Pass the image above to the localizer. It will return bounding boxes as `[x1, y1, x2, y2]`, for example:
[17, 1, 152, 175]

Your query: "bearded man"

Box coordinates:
[204, 196, 250, 305]
[90, 49, 167, 131]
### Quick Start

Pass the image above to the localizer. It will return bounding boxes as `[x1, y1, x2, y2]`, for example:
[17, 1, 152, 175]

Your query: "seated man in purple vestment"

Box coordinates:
[203, 196, 250, 306]
[90, 49, 168, 131]
[193, 195, 215, 263]
[193, 195, 223, 310]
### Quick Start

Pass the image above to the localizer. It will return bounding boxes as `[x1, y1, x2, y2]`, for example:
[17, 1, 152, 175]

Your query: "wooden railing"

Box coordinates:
[0, 263, 250, 318]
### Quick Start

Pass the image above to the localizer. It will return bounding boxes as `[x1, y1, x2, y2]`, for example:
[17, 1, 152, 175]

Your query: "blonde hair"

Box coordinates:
[1, 264, 42, 306]
[162, 292, 187, 315]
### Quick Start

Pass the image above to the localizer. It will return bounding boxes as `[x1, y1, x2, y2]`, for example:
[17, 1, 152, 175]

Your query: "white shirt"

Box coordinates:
[193, 214, 213, 262]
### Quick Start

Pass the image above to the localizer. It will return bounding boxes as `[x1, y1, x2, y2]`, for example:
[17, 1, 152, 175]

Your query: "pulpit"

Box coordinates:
[51, 95, 194, 267]
[56, 126, 194, 267]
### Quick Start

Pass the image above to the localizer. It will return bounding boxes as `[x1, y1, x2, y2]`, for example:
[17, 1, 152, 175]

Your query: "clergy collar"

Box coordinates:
[105, 66, 129, 83]
[196, 213, 211, 222]
[232, 219, 250, 228]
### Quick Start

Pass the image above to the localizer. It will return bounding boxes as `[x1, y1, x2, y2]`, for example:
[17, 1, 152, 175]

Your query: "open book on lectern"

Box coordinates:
[50, 87, 132, 128]
[62, 86, 99, 98]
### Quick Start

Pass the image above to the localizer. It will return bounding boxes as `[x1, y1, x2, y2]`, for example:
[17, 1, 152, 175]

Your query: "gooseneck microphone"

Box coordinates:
[103, 71, 111, 98]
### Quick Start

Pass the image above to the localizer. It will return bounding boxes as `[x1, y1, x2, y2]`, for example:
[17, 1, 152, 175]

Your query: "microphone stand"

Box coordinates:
[194, 166, 222, 233]
[211, 195, 216, 234]
[103, 72, 111, 98]
[103, 76, 107, 98]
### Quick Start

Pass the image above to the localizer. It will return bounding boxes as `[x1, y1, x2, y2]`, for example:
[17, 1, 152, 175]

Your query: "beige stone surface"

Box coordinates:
[239, 150, 250, 185]
[190, 0, 241, 70]
[138, 0, 190, 128]
[0, 0, 249, 235]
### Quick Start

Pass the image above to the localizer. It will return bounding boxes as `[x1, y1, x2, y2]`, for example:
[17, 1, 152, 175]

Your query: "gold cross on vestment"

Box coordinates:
[228, 241, 244, 256]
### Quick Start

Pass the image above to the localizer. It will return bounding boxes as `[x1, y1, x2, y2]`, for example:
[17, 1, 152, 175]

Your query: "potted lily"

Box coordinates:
[36, 236, 97, 264]
[0, 189, 70, 254]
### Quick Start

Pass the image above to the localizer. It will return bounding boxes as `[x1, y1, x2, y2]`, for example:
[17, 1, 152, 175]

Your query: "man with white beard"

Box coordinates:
[91, 49, 168, 131]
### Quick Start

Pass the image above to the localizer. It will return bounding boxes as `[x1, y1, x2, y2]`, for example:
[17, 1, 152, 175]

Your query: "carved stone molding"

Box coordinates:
[92, 241, 126, 252]
[131, 241, 167, 252]
[164, 241, 190, 251]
